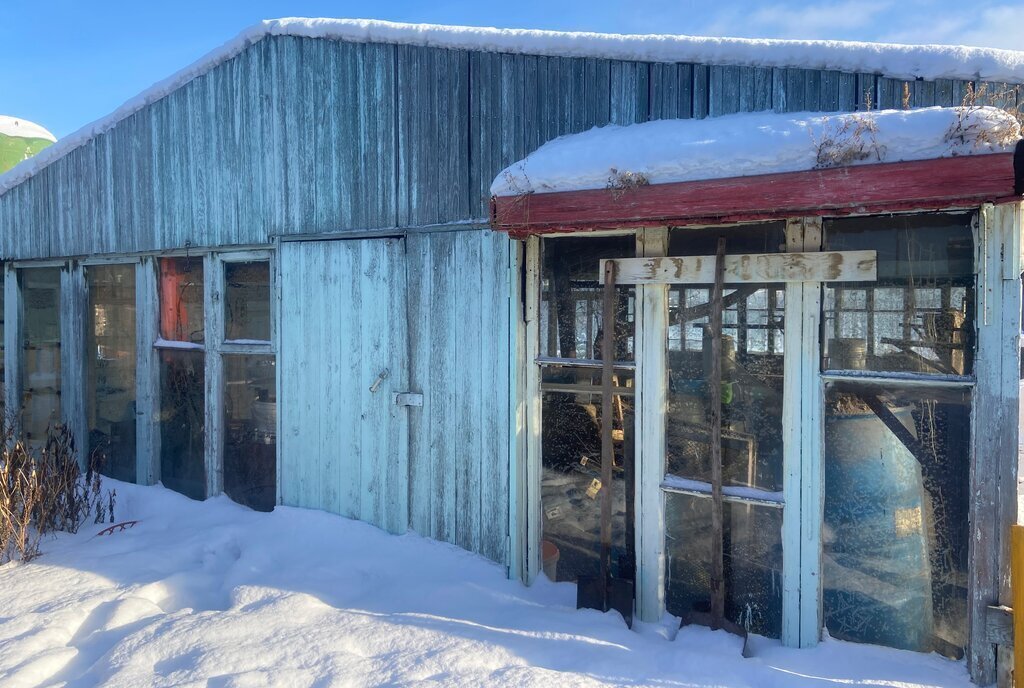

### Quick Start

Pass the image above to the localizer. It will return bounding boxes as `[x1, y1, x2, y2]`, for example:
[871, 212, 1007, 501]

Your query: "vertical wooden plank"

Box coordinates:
[857, 74, 877, 110]
[877, 77, 903, 109]
[480, 230, 511, 562]
[969, 204, 1004, 685]
[204, 253, 223, 498]
[523, 236, 542, 583]
[636, 227, 669, 622]
[692, 65, 710, 119]
[772, 68, 787, 112]
[135, 257, 160, 485]
[837, 72, 858, 111]
[455, 232, 483, 552]
[610, 61, 649, 125]
[649, 63, 693, 121]
[508, 239, 525, 578]
[709, 65, 741, 117]
[429, 232, 458, 544]
[995, 202, 1023, 687]
[407, 233, 433, 537]
[751, 67, 773, 112]
[60, 263, 87, 468]
[781, 219, 804, 647]
[819, 71, 840, 112]
[317, 243, 341, 515]
[386, 237, 410, 535]
[798, 251, 824, 648]
[4, 264, 21, 435]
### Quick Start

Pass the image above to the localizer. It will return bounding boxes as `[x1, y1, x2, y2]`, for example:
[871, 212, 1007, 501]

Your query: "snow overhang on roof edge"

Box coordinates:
[2, 16, 1024, 197]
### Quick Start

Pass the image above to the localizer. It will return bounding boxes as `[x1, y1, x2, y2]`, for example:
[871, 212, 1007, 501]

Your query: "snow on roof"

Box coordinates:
[2, 17, 1024, 196]
[0, 116, 56, 143]
[490, 106, 1022, 197]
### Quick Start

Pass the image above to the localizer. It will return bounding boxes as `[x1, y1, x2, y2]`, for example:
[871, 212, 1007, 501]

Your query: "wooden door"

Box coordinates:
[278, 237, 409, 534]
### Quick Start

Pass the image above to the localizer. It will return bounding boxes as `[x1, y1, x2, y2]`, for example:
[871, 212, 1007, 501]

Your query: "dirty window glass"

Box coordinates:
[540, 236, 635, 362]
[224, 261, 271, 342]
[224, 354, 276, 511]
[823, 381, 969, 658]
[86, 264, 137, 483]
[540, 366, 634, 585]
[21, 267, 61, 446]
[159, 257, 204, 344]
[159, 349, 205, 500]
[665, 494, 783, 638]
[822, 214, 974, 376]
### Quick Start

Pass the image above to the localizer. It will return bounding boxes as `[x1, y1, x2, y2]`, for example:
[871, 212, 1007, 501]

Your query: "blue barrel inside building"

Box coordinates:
[823, 405, 934, 652]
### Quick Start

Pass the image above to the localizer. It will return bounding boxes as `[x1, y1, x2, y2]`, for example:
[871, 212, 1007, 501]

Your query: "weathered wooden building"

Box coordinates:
[1, 18, 1023, 685]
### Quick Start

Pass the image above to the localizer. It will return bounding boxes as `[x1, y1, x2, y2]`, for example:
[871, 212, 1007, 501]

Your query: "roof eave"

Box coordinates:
[490, 146, 1024, 237]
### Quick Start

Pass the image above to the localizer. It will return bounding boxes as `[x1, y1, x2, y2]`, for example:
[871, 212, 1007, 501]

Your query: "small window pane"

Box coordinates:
[159, 349, 205, 500]
[540, 236, 635, 362]
[21, 267, 61, 446]
[224, 354, 276, 511]
[159, 257, 204, 344]
[823, 382, 969, 658]
[665, 493, 783, 638]
[87, 265, 137, 483]
[540, 367, 634, 584]
[822, 214, 974, 376]
[224, 261, 271, 342]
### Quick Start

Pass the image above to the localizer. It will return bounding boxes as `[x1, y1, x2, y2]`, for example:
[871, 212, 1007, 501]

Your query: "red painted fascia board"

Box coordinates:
[491, 149, 1022, 236]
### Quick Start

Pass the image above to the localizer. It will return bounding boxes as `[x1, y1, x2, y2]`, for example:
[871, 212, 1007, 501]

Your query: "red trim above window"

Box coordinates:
[491, 149, 1023, 238]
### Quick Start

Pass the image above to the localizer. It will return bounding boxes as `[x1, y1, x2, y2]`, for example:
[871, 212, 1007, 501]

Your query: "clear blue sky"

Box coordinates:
[3, 0, 1022, 138]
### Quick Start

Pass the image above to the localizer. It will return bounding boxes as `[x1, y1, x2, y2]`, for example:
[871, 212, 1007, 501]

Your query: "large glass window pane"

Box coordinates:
[224, 354, 276, 511]
[665, 493, 783, 637]
[224, 261, 271, 342]
[21, 267, 61, 446]
[540, 236, 635, 362]
[823, 382, 970, 658]
[159, 349, 205, 500]
[86, 265, 137, 482]
[158, 257, 204, 344]
[822, 214, 974, 376]
[541, 366, 634, 584]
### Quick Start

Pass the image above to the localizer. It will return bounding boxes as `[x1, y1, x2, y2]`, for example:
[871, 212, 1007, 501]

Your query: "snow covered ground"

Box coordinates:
[0, 481, 972, 687]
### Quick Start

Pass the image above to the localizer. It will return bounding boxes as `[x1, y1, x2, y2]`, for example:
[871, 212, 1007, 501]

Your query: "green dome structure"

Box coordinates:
[0, 116, 56, 174]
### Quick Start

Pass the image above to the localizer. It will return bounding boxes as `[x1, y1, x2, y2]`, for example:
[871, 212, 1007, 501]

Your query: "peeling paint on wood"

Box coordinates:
[601, 250, 876, 285]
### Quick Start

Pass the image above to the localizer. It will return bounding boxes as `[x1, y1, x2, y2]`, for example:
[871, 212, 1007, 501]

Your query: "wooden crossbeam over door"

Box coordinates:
[599, 250, 877, 285]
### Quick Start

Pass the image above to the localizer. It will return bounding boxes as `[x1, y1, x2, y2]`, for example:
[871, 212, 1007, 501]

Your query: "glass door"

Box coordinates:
[656, 225, 789, 639]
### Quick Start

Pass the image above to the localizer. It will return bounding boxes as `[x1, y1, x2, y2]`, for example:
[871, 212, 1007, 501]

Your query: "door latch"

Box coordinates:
[369, 368, 390, 393]
[393, 392, 424, 407]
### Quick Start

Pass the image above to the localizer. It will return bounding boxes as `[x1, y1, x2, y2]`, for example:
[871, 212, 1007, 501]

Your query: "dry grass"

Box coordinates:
[0, 424, 115, 564]
[812, 114, 886, 169]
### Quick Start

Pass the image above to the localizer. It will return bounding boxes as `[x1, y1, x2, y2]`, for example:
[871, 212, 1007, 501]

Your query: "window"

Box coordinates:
[539, 235, 635, 586]
[86, 264, 137, 482]
[221, 258, 275, 511]
[156, 257, 205, 499]
[224, 261, 271, 342]
[822, 214, 974, 376]
[21, 267, 61, 446]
